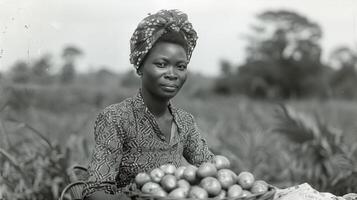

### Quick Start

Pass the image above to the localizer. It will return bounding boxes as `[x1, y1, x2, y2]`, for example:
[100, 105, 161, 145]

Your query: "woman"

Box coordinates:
[83, 9, 214, 200]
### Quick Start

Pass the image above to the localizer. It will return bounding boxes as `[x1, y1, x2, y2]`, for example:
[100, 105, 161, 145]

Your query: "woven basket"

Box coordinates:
[124, 185, 276, 200]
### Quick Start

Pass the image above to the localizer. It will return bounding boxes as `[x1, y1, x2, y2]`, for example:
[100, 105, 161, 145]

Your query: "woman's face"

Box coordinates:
[140, 42, 188, 100]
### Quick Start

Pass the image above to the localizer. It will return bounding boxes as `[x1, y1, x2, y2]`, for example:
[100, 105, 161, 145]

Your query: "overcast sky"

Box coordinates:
[0, 0, 356, 76]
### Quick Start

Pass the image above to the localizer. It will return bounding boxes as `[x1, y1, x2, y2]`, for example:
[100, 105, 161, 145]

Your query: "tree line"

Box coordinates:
[214, 10, 357, 100]
[2, 10, 357, 100]
[4, 46, 82, 85]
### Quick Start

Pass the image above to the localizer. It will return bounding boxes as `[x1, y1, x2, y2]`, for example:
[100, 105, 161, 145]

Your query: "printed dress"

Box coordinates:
[82, 91, 214, 197]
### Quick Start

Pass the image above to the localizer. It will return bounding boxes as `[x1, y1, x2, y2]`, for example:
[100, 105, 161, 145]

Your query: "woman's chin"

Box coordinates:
[159, 89, 180, 99]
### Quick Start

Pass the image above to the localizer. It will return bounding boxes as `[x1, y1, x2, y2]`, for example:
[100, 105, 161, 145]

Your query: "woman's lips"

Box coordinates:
[160, 84, 178, 92]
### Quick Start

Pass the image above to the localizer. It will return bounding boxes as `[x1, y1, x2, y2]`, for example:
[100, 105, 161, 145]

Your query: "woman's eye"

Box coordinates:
[177, 64, 187, 70]
[154, 62, 166, 68]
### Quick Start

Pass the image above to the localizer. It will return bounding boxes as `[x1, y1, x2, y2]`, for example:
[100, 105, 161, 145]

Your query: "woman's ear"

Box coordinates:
[136, 68, 143, 76]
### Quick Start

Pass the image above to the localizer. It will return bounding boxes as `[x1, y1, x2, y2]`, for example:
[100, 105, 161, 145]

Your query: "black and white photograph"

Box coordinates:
[0, 0, 357, 199]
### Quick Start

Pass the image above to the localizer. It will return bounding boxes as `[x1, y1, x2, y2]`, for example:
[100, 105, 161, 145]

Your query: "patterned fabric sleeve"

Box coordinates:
[82, 108, 124, 197]
[183, 114, 215, 166]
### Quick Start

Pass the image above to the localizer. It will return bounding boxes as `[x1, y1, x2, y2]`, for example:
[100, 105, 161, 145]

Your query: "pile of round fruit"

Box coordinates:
[132, 155, 275, 200]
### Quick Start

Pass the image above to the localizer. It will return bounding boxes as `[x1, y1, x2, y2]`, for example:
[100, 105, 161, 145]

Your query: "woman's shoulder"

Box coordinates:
[98, 96, 135, 119]
[172, 106, 195, 124]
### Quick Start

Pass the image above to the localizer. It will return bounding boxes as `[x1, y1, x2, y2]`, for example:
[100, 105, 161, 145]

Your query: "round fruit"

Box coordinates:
[227, 184, 243, 198]
[215, 190, 227, 199]
[151, 188, 167, 197]
[150, 168, 165, 183]
[237, 171, 255, 189]
[183, 165, 198, 184]
[160, 174, 177, 192]
[160, 164, 176, 174]
[217, 169, 235, 189]
[135, 172, 151, 188]
[168, 187, 188, 198]
[174, 166, 186, 179]
[197, 162, 218, 178]
[213, 155, 231, 169]
[232, 171, 238, 181]
[241, 190, 252, 198]
[200, 177, 222, 197]
[188, 186, 208, 200]
[141, 182, 161, 194]
[177, 179, 190, 192]
[251, 180, 268, 194]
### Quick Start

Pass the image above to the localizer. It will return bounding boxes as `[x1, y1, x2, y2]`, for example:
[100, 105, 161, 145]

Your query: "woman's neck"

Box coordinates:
[141, 89, 170, 117]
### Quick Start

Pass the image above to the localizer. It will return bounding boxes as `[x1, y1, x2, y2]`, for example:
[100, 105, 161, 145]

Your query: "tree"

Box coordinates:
[95, 68, 116, 83]
[329, 46, 357, 99]
[235, 10, 328, 98]
[60, 45, 82, 83]
[213, 60, 236, 95]
[31, 55, 52, 84]
[62, 46, 82, 63]
[10, 61, 31, 83]
[220, 59, 234, 77]
[60, 63, 76, 83]
[329, 46, 357, 69]
[246, 10, 322, 63]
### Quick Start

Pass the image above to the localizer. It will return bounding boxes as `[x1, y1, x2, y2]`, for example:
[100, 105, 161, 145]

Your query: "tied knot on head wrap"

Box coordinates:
[129, 9, 198, 69]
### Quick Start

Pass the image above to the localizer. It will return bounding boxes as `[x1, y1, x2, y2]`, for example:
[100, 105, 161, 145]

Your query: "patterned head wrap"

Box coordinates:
[130, 9, 198, 69]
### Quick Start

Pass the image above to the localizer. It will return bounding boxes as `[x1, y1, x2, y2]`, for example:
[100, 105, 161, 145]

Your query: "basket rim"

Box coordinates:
[124, 185, 276, 200]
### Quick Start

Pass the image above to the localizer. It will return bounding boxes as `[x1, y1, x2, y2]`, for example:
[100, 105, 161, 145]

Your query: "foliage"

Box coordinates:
[61, 46, 82, 63]
[0, 112, 81, 199]
[214, 9, 357, 100]
[10, 61, 31, 83]
[329, 47, 357, 99]
[239, 10, 327, 99]
[31, 55, 53, 84]
[273, 104, 357, 195]
[247, 10, 322, 63]
[1, 79, 131, 112]
[95, 68, 118, 84]
[8, 45, 84, 85]
[9, 56, 53, 85]
[60, 45, 83, 83]
[213, 60, 237, 95]
[60, 63, 76, 83]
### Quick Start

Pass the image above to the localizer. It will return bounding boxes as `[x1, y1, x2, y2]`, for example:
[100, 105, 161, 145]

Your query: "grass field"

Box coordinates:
[0, 78, 356, 199]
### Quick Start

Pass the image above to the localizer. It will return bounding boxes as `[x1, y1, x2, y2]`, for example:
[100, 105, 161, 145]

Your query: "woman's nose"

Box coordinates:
[164, 66, 178, 80]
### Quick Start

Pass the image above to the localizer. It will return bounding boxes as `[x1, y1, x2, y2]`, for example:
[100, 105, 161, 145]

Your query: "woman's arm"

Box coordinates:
[183, 114, 215, 166]
[83, 108, 124, 198]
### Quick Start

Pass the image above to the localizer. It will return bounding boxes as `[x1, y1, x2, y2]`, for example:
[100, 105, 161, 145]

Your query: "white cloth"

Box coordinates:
[274, 183, 346, 200]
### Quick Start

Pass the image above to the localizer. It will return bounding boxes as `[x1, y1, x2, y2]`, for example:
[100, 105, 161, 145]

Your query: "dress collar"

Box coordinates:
[133, 89, 183, 133]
